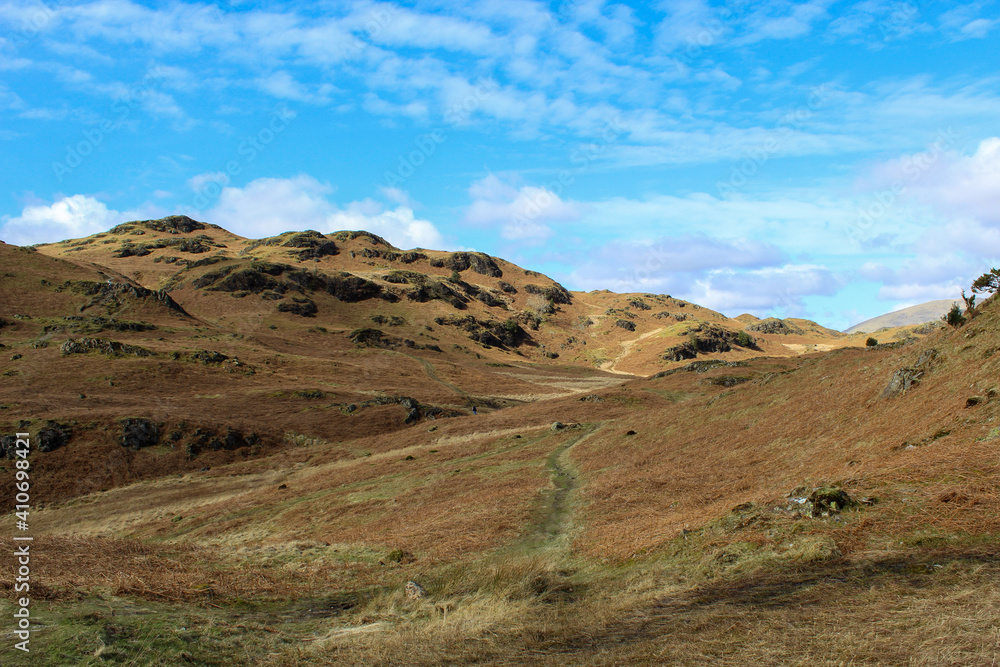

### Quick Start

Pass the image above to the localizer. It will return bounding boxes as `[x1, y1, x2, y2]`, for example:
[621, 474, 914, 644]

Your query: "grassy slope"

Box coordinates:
[1, 221, 995, 665]
[2, 298, 998, 664]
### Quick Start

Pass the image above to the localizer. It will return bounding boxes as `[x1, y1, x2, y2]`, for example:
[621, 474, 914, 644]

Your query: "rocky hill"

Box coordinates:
[1, 215, 991, 666]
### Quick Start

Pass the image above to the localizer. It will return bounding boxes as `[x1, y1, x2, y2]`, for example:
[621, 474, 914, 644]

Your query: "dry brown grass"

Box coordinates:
[4, 234, 1000, 665]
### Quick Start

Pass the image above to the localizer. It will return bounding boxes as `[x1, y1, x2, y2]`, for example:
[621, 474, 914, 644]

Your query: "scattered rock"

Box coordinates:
[60, 338, 154, 357]
[349, 328, 393, 348]
[59, 280, 187, 315]
[443, 251, 503, 277]
[10, 354, 22, 361]
[882, 348, 938, 398]
[189, 350, 228, 364]
[745, 318, 803, 335]
[114, 215, 208, 234]
[808, 487, 856, 517]
[628, 298, 651, 311]
[551, 421, 566, 431]
[385, 549, 416, 564]
[37, 423, 71, 452]
[966, 396, 984, 408]
[524, 283, 572, 305]
[702, 375, 751, 387]
[120, 418, 159, 450]
[404, 581, 428, 599]
[277, 297, 318, 317]
[0, 435, 18, 459]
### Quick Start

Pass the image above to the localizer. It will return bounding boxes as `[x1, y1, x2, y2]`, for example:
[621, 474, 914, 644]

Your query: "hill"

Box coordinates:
[1, 216, 993, 666]
[845, 299, 959, 333]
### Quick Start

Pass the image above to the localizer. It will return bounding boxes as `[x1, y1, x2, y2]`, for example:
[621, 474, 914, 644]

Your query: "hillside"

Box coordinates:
[0, 216, 885, 506]
[845, 299, 959, 333]
[1, 217, 995, 666]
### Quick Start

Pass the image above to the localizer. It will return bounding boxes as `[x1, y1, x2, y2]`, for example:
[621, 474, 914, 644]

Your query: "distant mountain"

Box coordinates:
[845, 299, 959, 333]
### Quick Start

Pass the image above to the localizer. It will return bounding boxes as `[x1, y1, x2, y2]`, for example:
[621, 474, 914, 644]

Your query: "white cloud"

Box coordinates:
[560, 232, 838, 316]
[200, 174, 337, 238]
[905, 136, 1000, 224]
[864, 136, 1000, 256]
[327, 201, 444, 249]
[0, 195, 132, 245]
[736, 0, 834, 44]
[462, 174, 583, 241]
[939, 5, 998, 40]
[654, 0, 721, 53]
[196, 174, 443, 249]
[255, 70, 335, 104]
[364, 7, 498, 54]
[689, 264, 841, 314]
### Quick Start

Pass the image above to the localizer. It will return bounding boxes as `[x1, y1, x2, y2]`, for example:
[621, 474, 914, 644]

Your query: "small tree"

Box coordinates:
[961, 289, 976, 314]
[866, 337, 878, 347]
[971, 268, 1000, 295]
[943, 302, 965, 328]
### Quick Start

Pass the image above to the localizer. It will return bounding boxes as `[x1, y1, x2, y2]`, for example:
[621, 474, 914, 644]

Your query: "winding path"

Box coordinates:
[600, 327, 664, 375]
[519, 423, 602, 554]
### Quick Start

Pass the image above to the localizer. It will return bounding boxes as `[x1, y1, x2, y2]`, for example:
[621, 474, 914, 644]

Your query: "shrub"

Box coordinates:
[943, 303, 965, 328]
[736, 331, 754, 348]
[866, 337, 878, 347]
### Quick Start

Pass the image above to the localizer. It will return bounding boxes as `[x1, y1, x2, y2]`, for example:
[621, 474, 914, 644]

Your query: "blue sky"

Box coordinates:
[2, 1, 999, 329]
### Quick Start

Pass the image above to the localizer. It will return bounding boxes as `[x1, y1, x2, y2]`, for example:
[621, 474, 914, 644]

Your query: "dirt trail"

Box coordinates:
[519, 424, 602, 554]
[600, 327, 663, 374]
[404, 354, 470, 402]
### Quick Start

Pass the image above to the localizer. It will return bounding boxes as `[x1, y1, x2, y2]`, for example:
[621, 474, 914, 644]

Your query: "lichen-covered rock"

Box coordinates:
[702, 375, 751, 387]
[59, 280, 188, 314]
[745, 318, 803, 335]
[189, 350, 228, 364]
[405, 581, 427, 599]
[121, 418, 159, 450]
[882, 349, 938, 398]
[139, 215, 208, 234]
[37, 423, 71, 452]
[60, 338, 155, 357]
[442, 251, 503, 277]
[277, 297, 317, 317]
[524, 283, 572, 305]
[399, 251, 426, 264]
[326, 272, 384, 302]
[0, 435, 17, 459]
[808, 487, 855, 517]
